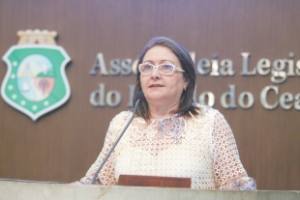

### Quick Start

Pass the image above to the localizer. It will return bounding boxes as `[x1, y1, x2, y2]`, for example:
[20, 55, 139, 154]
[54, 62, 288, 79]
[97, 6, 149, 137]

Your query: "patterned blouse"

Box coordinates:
[80, 106, 256, 190]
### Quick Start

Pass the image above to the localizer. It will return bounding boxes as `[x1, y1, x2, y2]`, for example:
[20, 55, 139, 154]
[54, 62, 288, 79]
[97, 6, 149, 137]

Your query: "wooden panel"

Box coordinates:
[118, 175, 191, 188]
[0, 0, 299, 190]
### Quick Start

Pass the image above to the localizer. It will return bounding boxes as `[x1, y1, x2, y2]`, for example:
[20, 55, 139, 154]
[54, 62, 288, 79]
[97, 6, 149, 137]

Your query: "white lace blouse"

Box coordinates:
[80, 106, 256, 190]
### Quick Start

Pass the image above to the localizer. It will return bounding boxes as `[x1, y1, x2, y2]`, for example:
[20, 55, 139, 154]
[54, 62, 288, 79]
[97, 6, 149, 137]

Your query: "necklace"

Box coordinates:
[149, 115, 186, 142]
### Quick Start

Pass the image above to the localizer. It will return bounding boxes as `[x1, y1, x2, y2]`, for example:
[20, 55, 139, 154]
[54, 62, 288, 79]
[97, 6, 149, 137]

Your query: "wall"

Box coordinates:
[0, 0, 299, 190]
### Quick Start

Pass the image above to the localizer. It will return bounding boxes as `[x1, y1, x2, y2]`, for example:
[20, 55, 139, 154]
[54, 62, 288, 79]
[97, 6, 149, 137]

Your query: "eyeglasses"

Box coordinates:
[138, 62, 184, 75]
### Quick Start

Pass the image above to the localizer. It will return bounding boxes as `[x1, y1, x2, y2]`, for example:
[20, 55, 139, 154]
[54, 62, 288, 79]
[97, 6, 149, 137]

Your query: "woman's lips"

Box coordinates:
[149, 84, 164, 88]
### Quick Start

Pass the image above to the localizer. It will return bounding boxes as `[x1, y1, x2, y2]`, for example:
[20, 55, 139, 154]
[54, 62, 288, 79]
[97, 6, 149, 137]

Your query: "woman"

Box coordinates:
[79, 36, 256, 190]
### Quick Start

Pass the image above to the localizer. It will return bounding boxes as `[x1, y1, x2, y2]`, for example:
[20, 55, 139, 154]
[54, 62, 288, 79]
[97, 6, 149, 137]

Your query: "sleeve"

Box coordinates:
[79, 111, 130, 185]
[212, 110, 256, 190]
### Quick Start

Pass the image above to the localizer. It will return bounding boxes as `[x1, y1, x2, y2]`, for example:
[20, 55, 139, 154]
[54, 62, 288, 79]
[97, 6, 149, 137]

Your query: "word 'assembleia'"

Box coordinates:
[90, 52, 300, 84]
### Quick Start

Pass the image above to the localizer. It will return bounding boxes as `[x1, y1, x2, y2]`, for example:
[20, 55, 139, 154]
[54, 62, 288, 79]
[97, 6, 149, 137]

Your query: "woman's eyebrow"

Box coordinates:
[142, 59, 175, 64]
[142, 60, 154, 63]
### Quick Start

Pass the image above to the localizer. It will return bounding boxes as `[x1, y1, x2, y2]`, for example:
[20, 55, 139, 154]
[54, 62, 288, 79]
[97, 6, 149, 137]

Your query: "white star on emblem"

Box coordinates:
[12, 61, 18, 66]
[20, 100, 26, 106]
[32, 105, 38, 111]
[12, 94, 17, 99]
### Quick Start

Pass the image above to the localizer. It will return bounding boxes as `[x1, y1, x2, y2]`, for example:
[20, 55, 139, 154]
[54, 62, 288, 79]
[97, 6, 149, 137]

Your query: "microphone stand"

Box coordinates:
[91, 99, 141, 184]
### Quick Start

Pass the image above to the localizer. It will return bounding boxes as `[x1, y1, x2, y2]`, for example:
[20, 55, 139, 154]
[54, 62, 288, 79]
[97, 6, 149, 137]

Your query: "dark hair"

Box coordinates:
[133, 36, 199, 119]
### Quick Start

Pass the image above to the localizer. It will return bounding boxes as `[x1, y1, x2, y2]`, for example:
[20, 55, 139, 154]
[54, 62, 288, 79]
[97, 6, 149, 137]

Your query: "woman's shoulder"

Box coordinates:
[110, 110, 133, 123]
[190, 105, 230, 127]
[105, 110, 134, 137]
[192, 104, 231, 130]
[193, 104, 222, 118]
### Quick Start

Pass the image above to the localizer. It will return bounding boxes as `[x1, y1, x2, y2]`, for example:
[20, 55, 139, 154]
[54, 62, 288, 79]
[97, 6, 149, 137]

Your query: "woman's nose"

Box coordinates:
[150, 68, 161, 79]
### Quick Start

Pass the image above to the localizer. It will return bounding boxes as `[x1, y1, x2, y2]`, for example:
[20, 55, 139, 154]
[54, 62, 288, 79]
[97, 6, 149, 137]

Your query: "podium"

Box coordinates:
[0, 179, 299, 200]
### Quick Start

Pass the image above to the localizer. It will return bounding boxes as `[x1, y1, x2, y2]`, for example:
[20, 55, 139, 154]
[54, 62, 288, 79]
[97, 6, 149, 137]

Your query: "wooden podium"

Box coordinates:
[118, 175, 191, 188]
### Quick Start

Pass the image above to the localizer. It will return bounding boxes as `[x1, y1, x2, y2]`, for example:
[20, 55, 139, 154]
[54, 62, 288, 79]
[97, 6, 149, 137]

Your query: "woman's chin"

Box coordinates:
[145, 95, 167, 103]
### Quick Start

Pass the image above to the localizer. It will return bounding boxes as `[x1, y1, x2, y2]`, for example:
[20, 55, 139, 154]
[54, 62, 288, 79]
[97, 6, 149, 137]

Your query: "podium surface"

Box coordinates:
[0, 179, 299, 200]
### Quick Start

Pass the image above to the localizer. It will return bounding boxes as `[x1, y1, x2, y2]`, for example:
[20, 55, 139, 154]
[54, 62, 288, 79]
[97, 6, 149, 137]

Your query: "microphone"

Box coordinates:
[91, 98, 141, 184]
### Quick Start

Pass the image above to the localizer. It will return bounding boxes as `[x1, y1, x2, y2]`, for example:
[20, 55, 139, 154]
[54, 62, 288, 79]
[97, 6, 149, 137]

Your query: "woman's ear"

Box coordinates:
[183, 81, 188, 91]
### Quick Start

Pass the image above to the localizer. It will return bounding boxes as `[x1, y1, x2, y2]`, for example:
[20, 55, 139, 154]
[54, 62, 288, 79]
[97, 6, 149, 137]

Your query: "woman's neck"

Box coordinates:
[148, 101, 179, 119]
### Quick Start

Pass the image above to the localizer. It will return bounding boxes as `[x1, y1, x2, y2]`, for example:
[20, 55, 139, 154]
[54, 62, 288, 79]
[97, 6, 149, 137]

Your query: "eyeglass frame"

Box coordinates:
[138, 61, 185, 75]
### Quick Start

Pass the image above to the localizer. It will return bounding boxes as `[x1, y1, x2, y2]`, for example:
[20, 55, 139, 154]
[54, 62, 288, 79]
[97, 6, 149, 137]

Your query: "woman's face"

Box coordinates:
[140, 45, 187, 107]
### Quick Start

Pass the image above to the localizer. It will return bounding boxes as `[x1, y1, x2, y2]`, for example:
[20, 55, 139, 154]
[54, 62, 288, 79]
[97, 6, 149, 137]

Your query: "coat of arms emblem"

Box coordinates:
[1, 30, 71, 121]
